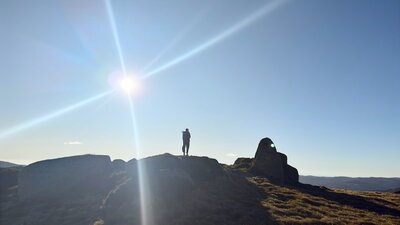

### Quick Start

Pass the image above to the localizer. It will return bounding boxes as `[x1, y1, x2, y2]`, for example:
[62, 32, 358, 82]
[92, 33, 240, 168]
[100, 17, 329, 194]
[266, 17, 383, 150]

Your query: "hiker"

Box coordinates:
[182, 128, 191, 156]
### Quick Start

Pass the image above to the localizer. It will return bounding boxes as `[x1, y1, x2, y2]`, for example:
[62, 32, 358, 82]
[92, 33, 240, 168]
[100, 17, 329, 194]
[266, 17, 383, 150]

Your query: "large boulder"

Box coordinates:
[112, 159, 126, 172]
[251, 138, 298, 184]
[3, 153, 275, 225]
[251, 150, 286, 183]
[101, 154, 273, 225]
[128, 153, 224, 188]
[18, 154, 112, 200]
[255, 137, 277, 154]
[232, 158, 253, 169]
[284, 164, 299, 185]
[233, 137, 299, 184]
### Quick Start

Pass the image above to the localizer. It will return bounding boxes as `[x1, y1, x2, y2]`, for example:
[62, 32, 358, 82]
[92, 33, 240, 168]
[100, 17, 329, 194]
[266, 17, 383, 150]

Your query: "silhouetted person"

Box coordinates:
[182, 128, 191, 156]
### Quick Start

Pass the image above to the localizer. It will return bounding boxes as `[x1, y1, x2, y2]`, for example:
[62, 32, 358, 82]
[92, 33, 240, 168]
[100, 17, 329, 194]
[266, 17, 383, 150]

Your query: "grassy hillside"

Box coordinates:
[250, 176, 400, 224]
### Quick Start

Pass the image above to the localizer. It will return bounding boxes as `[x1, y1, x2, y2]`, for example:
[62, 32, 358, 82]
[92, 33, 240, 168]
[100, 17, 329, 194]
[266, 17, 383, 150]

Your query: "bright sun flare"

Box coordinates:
[119, 76, 140, 94]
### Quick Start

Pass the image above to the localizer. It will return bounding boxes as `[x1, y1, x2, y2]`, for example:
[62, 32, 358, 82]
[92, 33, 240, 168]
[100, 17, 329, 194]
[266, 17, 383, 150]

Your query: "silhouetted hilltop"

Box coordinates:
[18, 154, 112, 200]
[0, 160, 21, 168]
[1, 138, 399, 225]
[3, 153, 274, 225]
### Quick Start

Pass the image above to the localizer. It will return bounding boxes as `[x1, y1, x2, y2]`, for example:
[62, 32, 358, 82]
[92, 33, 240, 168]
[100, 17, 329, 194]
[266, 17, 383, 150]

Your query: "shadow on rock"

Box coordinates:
[101, 153, 277, 225]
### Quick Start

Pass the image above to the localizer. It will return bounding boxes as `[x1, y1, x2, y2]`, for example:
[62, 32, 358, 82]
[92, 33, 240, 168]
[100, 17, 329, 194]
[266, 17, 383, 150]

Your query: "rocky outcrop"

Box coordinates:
[3, 139, 298, 224]
[0, 167, 21, 198]
[101, 153, 273, 225]
[255, 137, 278, 154]
[233, 137, 299, 184]
[3, 145, 400, 225]
[18, 154, 112, 200]
[0, 167, 20, 191]
[232, 158, 253, 169]
[0, 161, 20, 168]
[284, 165, 299, 184]
[112, 159, 126, 172]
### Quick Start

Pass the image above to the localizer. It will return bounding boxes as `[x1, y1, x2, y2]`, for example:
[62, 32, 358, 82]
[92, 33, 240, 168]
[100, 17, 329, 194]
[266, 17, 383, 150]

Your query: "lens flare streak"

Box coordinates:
[139, 6, 211, 74]
[0, 90, 113, 140]
[128, 96, 151, 225]
[105, 0, 127, 75]
[141, 0, 287, 79]
[104, 1, 150, 224]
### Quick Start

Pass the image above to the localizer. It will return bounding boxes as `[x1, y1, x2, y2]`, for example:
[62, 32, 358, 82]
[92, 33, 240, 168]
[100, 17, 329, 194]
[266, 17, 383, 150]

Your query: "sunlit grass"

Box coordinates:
[250, 177, 400, 225]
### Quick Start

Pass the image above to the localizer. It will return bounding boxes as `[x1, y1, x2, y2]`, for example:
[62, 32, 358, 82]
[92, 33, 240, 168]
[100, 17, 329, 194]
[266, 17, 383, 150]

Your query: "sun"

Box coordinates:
[107, 70, 142, 95]
[119, 76, 140, 94]
[120, 77, 134, 92]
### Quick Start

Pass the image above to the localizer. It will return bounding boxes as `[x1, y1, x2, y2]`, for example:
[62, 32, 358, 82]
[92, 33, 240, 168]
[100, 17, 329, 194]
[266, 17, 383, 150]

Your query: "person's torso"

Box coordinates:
[183, 131, 190, 141]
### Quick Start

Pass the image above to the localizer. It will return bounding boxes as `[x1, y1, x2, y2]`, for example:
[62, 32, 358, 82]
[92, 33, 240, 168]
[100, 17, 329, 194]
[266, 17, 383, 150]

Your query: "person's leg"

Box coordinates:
[182, 143, 185, 156]
[186, 142, 190, 156]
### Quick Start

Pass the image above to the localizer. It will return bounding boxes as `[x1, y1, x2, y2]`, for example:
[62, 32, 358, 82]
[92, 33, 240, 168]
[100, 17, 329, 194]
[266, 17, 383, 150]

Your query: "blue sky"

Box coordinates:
[0, 0, 399, 177]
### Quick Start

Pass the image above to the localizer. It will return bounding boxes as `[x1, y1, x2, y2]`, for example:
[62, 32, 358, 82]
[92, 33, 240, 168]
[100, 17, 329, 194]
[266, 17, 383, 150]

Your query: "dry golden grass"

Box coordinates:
[248, 177, 400, 225]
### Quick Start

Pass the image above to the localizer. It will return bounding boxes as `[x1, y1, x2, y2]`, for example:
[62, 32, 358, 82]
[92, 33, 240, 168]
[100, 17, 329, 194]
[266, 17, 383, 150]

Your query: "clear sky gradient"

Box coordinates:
[0, 0, 399, 177]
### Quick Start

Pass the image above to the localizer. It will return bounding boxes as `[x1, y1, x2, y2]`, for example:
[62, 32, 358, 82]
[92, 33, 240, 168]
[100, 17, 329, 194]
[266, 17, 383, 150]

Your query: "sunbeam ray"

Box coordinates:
[104, 0, 141, 153]
[105, 0, 127, 75]
[128, 96, 152, 225]
[138, 32, 184, 75]
[93, 91, 117, 112]
[0, 90, 114, 140]
[104, 1, 150, 224]
[141, 0, 288, 79]
[139, 5, 212, 74]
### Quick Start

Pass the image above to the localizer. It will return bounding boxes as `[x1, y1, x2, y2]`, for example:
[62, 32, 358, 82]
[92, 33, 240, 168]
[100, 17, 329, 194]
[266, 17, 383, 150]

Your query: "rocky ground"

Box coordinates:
[1, 138, 399, 224]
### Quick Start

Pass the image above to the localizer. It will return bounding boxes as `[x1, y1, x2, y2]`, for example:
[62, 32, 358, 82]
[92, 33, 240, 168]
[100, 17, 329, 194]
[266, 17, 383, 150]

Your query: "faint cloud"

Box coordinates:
[226, 153, 237, 157]
[64, 141, 82, 145]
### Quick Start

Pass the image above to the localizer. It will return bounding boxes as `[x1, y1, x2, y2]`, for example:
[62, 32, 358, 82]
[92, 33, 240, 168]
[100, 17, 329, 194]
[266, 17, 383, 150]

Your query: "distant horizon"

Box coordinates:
[2, 153, 400, 179]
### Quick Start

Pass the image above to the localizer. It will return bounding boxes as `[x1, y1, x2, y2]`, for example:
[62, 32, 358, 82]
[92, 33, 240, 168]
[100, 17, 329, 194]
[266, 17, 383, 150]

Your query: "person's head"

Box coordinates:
[185, 128, 189, 132]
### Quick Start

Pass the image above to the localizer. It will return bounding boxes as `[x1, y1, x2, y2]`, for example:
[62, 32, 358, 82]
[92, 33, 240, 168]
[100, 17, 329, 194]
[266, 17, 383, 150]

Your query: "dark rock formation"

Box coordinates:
[112, 159, 126, 172]
[233, 137, 299, 184]
[233, 157, 253, 169]
[2, 146, 400, 224]
[3, 153, 274, 225]
[18, 154, 112, 200]
[0, 167, 20, 191]
[0, 167, 22, 198]
[283, 165, 299, 185]
[100, 153, 273, 225]
[255, 137, 277, 154]
[2, 138, 299, 224]
[0, 161, 20, 168]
